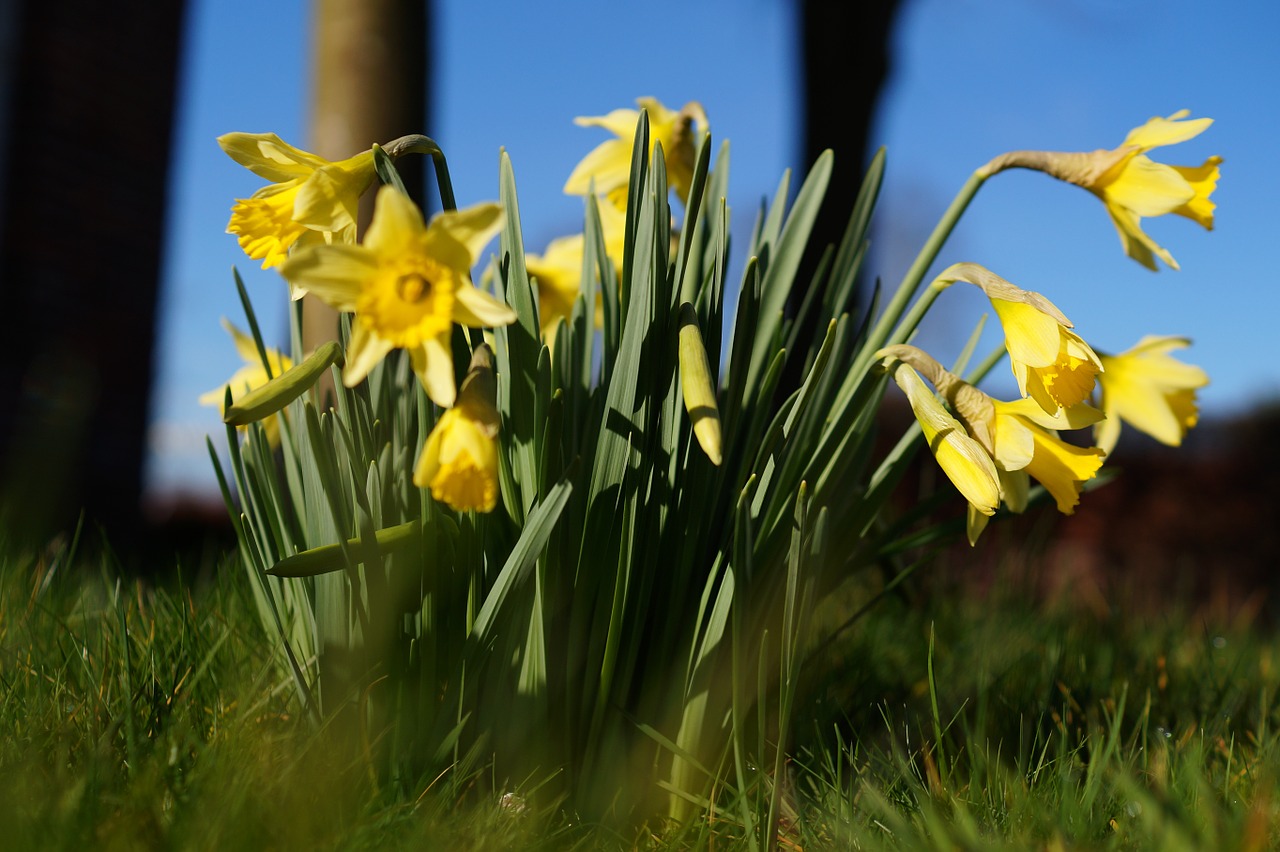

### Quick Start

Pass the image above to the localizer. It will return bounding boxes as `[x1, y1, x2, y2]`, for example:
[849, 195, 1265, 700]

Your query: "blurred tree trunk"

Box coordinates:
[304, 0, 428, 353]
[785, 0, 901, 390]
[305, 0, 428, 723]
[0, 0, 187, 553]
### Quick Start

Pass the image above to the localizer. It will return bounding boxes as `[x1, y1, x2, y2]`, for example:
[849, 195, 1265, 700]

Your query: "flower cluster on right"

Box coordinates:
[880, 111, 1215, 544]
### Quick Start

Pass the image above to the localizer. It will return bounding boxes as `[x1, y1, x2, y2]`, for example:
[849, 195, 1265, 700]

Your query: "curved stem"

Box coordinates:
[864, 169, 987, 355]
[384, 134, 458, 211]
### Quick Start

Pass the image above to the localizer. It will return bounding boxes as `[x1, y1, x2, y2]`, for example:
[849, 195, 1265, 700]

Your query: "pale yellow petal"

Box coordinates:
[1101, 155, 1194, 217]
[991, 300, 1063, 368]
[423, 203, 504, 272]
[292, 153, 376, 233]
[1123, 112, 1212, 151]
[563, 139, 632, 197]
[218, 132, 327, 182]
[1024, 428, 1104, 514]
[573, 106, 642, 138]
[363, 185, 428, 258]
[414, 334, 457, 408]
[278, 244, 374, 312]
[991, 412, 1035, 471]
[1104, 203, 1176, 271]
[452, 285, 517, 329]
[342, 323, 394, 387]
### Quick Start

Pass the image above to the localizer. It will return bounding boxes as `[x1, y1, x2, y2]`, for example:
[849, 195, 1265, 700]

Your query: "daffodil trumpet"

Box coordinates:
[413, 345, 503, 513]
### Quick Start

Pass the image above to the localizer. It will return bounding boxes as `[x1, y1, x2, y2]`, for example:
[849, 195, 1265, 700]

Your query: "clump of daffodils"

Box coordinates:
[207, 100, 1217, 822]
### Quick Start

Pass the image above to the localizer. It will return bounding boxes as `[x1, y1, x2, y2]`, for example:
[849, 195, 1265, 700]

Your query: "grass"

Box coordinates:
[1, 525, 1277, 849]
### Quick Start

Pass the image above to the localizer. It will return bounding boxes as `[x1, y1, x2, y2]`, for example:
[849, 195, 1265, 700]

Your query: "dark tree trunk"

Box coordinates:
[785, 0, 901, 391]
[0, 0, 188, 554]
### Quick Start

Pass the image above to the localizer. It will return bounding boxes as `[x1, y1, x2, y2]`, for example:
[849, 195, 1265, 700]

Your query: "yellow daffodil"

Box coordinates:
[880, 345, 1105, 544]
[219, 132, 377, 280]
[882, 357, 1002, 521]
[279, 186, 516, 408]
[525, 200, 625, 346]
[414, 346, 501, 512]
[935, 263, 1103, 414]
[979, 110, 1221, 270]
[1093, 335, 1209, 456]
[198, 319, 293, 446]
[563, 97, 708, 206]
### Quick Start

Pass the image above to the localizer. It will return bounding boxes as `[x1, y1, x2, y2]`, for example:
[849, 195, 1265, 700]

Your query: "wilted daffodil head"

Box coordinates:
[1093, 335, 1209, 456]
[979, 110, 1221, 271]
[279, 186, 516, 408]
[935, 263, 1103, 414]
[414, 345, 501, 513]
[563, 96, 708, 207]
[880, 344, 1105, 545]
[198, 318, 293, 446]
[219, 132, 378, 280]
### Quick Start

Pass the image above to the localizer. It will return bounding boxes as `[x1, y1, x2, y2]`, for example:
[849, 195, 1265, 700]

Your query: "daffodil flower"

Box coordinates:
[880, 344, 1105, 544]
[979, 110, 1221, 270]
[935, 263, 1103, 414]
[525, 200, 625, 346]
[279, 186, 516, 408]
[414, 345, 501, 512]
[199, 319, 293, 446]
[882, 356, 1002, 523]
[219, 132, 377, 280]
[563, 97, 708, 206]
[1093, 335, 1209, 456]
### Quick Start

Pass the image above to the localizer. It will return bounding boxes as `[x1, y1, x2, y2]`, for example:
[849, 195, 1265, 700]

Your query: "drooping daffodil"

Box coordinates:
[978, 110, 1221, 270]
[881, 354, 1003, 526]
[279, 186, 516, 408]
[1093, 335, 1209, 456]
[414, 345, 502, 512]
[880, 344, 1106, 545]
[198, 318, 293, 446]
[219, 132, 378, 281]
[934, 263, 1103, 415]
[563, 97, 708, 207]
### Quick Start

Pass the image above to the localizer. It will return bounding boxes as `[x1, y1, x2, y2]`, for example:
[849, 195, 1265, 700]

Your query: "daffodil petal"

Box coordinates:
[991, 300, 1064, 367]
[1024, 428, 1104, 514]
[363, 185, 428, 259]
[453, 285, 518, 328]
[343, 323, 394, 388]
[1123, 113, 1212, 151]
[424, 203, 504, 269]
[218, 132, 328, 182]
[1104, 203, 1176, 271]
[1101, 155, 1195, 218]
[415, 335, 457, 408]
[279, 244, 374, 312]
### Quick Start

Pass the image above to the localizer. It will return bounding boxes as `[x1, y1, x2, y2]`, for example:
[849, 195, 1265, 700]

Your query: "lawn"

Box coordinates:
[2, 523, 1275, 850]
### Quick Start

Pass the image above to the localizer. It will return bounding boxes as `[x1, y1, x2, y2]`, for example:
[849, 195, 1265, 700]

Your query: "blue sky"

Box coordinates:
[146, 0, 1280, 498]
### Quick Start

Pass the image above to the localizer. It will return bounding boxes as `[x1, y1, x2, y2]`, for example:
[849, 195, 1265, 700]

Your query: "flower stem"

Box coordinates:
[865, 169, 987, 354]
[384, 134, 458, 211]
